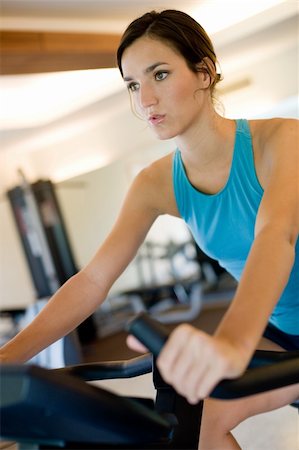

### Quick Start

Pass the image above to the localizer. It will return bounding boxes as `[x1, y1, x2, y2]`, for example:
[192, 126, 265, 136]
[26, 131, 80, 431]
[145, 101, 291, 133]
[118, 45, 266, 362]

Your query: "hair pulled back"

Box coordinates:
[117, 10, 221, 94]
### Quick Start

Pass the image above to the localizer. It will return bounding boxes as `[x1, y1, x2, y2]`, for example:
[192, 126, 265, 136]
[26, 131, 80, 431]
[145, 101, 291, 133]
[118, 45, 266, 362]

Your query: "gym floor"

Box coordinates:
[82, 299, 299, 450]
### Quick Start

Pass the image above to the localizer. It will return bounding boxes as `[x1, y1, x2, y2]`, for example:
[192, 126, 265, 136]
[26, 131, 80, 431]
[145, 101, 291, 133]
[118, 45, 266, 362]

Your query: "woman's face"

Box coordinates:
[121, 36, 209, 140]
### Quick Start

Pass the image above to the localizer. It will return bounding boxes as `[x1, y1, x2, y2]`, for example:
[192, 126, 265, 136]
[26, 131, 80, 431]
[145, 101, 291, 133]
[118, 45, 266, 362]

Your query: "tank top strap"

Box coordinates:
[232, 119, 264, 197]
[236, 118, 251, 135]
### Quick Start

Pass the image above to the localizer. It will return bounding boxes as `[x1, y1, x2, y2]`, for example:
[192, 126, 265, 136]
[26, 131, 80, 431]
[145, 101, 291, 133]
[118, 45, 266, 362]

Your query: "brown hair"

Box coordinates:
[117, 9, 221, 95]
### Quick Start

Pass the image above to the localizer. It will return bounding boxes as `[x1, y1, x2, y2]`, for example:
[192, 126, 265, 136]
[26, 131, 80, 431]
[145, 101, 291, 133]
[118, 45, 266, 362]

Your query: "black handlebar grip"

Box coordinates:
[126, 312, 170, 357]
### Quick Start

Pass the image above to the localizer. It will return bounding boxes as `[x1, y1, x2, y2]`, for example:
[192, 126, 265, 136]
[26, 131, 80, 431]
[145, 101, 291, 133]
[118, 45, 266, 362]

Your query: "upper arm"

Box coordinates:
[82, 166, 163, 291]
[255, 118, 299, 244]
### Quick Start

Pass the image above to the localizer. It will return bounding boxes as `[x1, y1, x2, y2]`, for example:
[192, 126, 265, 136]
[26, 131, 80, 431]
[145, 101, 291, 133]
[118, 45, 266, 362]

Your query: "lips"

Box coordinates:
[148, 114, 165, 125]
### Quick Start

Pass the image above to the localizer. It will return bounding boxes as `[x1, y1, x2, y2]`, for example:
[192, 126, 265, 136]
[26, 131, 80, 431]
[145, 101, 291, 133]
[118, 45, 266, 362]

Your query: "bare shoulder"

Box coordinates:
[248, 118, 298, 239]
[134, 152, 181, 217]
[249, 117, 298, 154]
[136, 152, 173, 185]
[248, 118, 298, 187]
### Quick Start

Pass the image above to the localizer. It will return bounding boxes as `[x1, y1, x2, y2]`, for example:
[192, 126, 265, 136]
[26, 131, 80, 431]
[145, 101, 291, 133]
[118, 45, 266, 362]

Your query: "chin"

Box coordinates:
[152, 128, 177, 141]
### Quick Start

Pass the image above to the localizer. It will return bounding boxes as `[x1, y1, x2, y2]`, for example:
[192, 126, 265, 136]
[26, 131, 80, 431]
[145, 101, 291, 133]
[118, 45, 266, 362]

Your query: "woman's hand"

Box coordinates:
[126, 334, 149, 353]
[156, 324, 248, 404]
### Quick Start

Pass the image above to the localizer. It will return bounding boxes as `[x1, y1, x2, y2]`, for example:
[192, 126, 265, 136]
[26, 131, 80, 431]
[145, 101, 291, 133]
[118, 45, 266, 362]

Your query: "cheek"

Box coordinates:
[167, 81, 199, 108]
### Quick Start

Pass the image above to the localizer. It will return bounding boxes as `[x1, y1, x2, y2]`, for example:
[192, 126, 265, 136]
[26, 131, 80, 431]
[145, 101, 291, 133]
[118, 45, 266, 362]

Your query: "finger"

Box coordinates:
[177, 362, 208, 404]
[174, 333, 217, 403]
[164, 351, 197, 397]
[126, 335, 148, 353]
[194, 365, 223, 401]
[177, 345, 211, 403]
[157, 324, 194, 378]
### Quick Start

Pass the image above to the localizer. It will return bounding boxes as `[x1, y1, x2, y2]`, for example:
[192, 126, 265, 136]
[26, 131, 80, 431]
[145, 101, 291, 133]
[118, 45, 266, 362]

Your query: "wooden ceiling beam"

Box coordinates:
[0, 30, 122, 74]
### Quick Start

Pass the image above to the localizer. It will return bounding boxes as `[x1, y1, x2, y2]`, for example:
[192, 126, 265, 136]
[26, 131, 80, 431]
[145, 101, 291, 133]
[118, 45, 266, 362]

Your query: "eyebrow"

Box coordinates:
[123, 62, 169, 81]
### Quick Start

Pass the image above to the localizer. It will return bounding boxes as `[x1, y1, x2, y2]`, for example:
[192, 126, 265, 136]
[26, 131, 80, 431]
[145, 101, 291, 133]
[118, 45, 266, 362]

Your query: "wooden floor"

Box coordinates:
[82, 301, 228, 362]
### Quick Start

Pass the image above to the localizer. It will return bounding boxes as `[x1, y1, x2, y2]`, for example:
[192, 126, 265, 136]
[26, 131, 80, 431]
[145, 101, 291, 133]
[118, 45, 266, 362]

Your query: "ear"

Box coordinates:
[195, 57, 217, 89]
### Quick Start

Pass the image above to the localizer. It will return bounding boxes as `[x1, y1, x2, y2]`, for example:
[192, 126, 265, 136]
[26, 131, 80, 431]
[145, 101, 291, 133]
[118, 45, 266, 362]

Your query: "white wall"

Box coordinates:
[56, 155, 138, 293]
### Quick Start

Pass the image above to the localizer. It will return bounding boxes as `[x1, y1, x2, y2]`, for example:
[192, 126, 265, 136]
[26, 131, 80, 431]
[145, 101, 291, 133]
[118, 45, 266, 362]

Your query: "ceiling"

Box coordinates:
[1, 0, 292, 35]
[0, 0, 298, 193]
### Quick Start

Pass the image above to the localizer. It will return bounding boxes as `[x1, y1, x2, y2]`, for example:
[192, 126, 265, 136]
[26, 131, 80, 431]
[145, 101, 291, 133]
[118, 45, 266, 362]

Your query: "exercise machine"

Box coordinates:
[6, 175, 96, 344]
[1, 313, 298, 449]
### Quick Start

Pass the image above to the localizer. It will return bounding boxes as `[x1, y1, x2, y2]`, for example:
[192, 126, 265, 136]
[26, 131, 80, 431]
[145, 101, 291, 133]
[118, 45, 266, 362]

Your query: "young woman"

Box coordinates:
[1, 10, 298, 449]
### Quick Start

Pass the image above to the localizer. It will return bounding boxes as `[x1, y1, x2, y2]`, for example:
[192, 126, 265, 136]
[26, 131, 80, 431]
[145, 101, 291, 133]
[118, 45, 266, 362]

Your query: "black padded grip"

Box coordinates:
[126, 312, 169, 357]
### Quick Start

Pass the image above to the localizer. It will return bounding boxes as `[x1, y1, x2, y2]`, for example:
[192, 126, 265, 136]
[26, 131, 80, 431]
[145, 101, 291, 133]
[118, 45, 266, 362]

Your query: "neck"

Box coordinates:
[175, 110, 235, 170]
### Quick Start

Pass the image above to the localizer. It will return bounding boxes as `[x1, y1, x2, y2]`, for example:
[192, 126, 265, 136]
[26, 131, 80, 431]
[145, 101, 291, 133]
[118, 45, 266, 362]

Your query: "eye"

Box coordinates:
[127, 82, 140, 92]
[155, 71, 169, 81]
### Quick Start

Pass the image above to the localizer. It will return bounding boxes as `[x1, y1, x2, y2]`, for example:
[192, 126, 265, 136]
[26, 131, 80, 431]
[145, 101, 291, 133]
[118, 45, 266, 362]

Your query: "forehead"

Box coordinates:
[121, 36, 185, 78]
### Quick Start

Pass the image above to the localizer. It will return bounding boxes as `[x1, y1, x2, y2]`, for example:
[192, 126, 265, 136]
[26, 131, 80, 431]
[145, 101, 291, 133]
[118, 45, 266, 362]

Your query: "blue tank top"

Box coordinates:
[173, 118, 299, 335]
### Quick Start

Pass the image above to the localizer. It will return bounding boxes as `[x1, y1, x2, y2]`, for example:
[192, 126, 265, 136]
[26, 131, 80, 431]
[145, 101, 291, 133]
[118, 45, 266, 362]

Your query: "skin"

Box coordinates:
[1, 35, 298, 449]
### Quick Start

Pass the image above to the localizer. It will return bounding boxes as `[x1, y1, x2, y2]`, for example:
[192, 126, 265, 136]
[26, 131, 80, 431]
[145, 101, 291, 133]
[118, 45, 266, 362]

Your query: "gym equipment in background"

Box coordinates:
[6, 173, 96, 344]
[1, 313, 298, 450]
[7, 175, 60, 299]
[93, 238, 237, 338]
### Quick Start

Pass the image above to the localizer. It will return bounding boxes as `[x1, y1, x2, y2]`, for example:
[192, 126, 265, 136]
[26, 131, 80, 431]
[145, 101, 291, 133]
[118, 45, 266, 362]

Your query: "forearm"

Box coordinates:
[215, 228, 296, 364]
[0, 271, 108, 363]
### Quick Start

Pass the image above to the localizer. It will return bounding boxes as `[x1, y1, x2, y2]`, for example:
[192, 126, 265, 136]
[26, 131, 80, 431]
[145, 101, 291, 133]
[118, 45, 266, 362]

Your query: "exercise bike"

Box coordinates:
[1, 313, 299, 449]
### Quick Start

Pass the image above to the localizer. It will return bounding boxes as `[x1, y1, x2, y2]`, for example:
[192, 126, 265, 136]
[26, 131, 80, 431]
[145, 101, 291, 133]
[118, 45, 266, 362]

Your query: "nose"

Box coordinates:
[138, 82, 158, 109]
